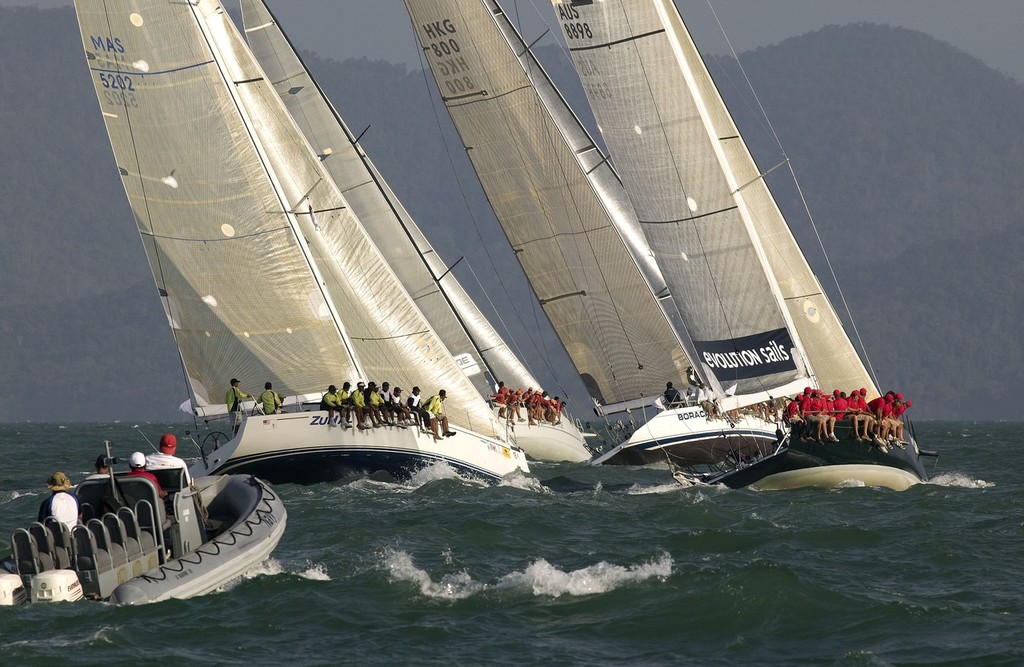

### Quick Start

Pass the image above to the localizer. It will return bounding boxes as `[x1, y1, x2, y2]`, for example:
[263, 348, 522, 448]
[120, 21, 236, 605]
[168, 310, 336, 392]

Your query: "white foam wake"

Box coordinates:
[498, 469, 548, 493]
[407, 461, 487, 488]
[382, 548, 673, 600]
[216, 558, 332, 593]
[496, 553, 674, 597]
[627, 481, 687, 495]
[928, 472, 993, 488]
[382, 549, 483, 600]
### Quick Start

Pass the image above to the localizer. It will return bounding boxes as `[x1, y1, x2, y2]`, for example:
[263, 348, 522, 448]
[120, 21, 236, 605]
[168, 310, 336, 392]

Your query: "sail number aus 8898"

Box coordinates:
[563, 22, 592, 40]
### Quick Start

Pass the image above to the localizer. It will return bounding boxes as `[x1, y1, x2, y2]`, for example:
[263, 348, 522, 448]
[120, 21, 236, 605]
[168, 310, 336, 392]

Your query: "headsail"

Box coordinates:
[551, 0, 823, 406]
[404, 0, 692, 410]
[239, 0, 540, 401]
[74, 0, 500, 435]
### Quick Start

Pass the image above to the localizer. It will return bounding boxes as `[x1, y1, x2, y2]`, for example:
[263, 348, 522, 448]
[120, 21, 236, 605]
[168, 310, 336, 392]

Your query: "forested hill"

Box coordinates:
[0, 6, 1020, 422]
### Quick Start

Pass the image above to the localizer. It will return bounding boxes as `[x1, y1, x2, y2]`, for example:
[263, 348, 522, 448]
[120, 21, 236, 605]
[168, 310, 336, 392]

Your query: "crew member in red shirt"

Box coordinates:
[127, 451, 167, 499]
[831, 390, 849, 440]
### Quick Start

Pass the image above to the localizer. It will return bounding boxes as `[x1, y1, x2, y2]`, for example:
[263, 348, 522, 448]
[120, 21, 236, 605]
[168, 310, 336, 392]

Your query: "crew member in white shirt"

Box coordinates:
[146, 433, 193, 487]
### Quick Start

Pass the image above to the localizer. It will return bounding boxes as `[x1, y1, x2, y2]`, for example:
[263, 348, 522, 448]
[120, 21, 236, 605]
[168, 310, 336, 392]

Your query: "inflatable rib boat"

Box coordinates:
[2, 471, 286, 605]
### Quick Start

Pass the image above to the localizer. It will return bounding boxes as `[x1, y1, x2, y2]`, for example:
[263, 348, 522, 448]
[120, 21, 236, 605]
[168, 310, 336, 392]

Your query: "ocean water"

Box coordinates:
[0, 421, 1017, 665]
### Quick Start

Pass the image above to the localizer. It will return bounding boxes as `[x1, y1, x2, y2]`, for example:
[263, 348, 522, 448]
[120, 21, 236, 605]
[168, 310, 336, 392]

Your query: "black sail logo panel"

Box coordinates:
[695, 328, 797, 381]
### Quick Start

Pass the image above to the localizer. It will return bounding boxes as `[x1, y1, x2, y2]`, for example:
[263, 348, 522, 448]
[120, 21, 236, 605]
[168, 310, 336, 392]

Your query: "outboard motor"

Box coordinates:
[30, 570, 83, 603]
[0, 572, 27, 605]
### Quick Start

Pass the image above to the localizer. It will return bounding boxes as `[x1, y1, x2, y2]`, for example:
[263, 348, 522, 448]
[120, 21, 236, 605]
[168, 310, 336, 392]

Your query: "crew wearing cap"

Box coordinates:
[38, 471, 81, 531]
[259, 382, 284, 415]
[407, 386, 429, 430]
[127, 451, 167, 498]
[390, 385, 410, 423]
[320, 384, 344, 424]
[424, 389, 454, 441]
[351, 381, 368, 429]
[146, 432, 192, 486]
[225, 378, 251, 434]
[86, 454, 111, 480]
[365, 381, 384, 427]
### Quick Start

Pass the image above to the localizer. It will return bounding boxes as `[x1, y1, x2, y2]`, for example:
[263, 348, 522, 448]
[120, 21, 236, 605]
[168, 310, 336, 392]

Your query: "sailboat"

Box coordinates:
[403, 0, 932, 488]
[238, 0, 592, 463]
[72, 0, 529, 484]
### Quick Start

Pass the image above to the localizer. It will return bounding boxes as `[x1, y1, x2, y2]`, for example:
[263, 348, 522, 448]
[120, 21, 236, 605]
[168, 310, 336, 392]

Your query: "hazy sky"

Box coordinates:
[7, 0, 1024, 82]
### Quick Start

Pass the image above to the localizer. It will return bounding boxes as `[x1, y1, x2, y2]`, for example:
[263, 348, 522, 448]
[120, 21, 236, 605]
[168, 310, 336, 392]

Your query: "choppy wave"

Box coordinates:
[626, 481, 683, 495]
[499, 470, 548, 493]
[381, 548, 673, 600]
[1, 489, 38, 505]
[215, 558, 331, 594]
[496, 553, 673, 597]
[407, 461, 487, 488]
[381, 548, 484, 600]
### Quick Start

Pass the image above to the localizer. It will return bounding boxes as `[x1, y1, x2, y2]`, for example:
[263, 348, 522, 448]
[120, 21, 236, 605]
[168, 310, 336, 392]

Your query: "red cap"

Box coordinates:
[804, 387, 812, 394]
[896, 393, 903, 400]
[906, 401, 913, 407]
[833, 389, 840, 397]
[859, 388, 867, 396]
[159, 433, 177, 454]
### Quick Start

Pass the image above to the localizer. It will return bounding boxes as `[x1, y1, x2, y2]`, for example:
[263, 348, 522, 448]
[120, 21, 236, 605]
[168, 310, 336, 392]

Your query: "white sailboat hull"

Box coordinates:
[501, 413, 593, 463]
[592, 406, 781, 467]
[751, 465, 921, 492]
[594, 406, 928, 490]
[189, 412, 530, 484]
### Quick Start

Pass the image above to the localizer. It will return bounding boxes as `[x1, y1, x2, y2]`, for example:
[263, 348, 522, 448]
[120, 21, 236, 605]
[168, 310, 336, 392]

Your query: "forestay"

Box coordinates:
[240, 0, 542, 401]
[552, 0, 816, 404]
[405, 0, 692, 408]
[75, 0, 500, 435]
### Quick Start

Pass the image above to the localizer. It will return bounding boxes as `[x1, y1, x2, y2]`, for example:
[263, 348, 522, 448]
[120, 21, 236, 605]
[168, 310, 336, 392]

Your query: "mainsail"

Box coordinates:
[550, 0, 828, 405]
[404, 0, 692, 410]
[239, 0, 540, 402]
[74, 0, 500, 435]
[551, 0, 876, 399]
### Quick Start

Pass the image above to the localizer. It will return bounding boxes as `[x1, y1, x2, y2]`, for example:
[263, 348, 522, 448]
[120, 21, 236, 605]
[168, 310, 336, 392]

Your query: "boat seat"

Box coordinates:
[87, 519, 126, 568]
[133, 499, 162, 559]
[28, 523, 57, 572]
[117, 506, 152, 557]
[81, 504, 96, 523]
[150, 467, 188, 495]
[102, 513, 140, 562]
[44, 519, 75, 570]
[72, 524, 112, 574]
[12, 528, 43, 576]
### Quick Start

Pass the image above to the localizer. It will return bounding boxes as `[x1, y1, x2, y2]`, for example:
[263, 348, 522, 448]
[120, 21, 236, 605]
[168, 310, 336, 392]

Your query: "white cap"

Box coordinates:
[129, 452, 146, 468]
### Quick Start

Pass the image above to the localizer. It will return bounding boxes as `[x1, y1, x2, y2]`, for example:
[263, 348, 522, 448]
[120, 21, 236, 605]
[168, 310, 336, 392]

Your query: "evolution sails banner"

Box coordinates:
[694, 328, 797, 381]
